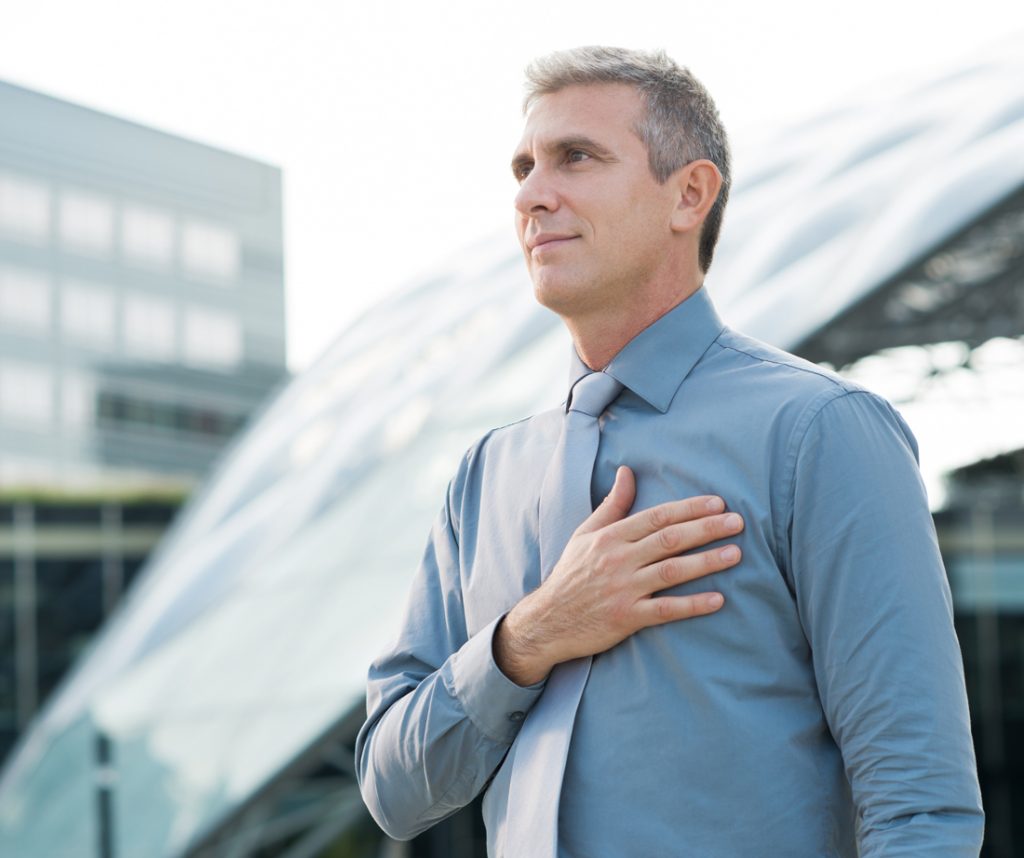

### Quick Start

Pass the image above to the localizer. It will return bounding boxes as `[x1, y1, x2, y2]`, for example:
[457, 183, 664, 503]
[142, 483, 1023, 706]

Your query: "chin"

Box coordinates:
[531, 274, 595, 318]
[531, 276, 575, 313]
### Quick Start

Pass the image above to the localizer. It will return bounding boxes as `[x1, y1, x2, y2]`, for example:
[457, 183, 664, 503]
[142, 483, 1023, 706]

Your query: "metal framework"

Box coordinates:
[797, 184, 1024, 369]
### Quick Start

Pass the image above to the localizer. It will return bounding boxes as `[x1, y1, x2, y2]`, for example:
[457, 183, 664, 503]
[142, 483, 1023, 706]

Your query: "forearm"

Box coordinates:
[355, 616, 543, 839]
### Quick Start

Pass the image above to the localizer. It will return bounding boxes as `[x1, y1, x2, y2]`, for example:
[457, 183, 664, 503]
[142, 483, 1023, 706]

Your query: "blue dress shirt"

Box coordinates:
[356, 287, 984, 857]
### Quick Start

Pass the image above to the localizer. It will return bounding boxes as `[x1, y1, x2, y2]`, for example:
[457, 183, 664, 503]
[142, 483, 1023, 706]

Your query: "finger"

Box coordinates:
[611, 494, 725, 542]
[634, 592, 725, 627]
[577, 465, 636, 534]
[631, 512, 744, 568]
[635, 544, 741, 596]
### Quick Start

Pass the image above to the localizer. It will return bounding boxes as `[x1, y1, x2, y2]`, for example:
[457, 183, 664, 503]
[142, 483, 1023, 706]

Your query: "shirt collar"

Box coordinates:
[566, 286, 725, 414]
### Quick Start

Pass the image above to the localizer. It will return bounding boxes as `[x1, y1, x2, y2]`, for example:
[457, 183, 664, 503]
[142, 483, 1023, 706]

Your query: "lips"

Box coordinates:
[527, 233, 578, 252]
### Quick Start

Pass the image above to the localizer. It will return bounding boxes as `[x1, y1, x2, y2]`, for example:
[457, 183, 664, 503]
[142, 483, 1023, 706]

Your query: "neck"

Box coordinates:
[567, 281, 703, 370]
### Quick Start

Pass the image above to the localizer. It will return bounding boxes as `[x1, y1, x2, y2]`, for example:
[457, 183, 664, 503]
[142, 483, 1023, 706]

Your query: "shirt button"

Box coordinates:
[508, 711, 525, 722]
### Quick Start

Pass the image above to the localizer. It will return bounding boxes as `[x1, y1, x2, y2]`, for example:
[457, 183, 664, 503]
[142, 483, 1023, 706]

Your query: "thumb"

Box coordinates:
[579, 466, 636, 533]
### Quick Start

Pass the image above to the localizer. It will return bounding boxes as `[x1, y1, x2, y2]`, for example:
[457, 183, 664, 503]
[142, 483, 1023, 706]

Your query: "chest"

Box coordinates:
[458, 403, 792, 637]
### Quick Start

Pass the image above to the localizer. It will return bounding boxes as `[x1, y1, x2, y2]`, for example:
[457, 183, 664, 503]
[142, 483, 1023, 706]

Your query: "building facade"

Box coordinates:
[0, 81, 287, 763]
[0, 79, 286, 486]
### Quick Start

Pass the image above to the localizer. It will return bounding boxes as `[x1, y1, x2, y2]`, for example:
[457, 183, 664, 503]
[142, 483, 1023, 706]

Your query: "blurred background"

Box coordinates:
[0, 2, 1021, 856]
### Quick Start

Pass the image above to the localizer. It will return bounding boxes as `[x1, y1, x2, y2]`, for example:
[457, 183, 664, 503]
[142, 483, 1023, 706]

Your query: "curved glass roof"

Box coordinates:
[1, 43, 1022, 857]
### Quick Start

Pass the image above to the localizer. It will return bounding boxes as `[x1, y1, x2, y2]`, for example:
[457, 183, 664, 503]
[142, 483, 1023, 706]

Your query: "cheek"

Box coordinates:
[625, 197, 672, 243]
[514, 216, 526, 244]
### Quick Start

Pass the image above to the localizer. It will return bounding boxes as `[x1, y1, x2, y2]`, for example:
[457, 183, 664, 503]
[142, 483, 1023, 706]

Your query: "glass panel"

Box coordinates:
[121, 504, 178, 527]
[33, 506, 101, 527]
[122, 204, 175, 269]
[0, 266, 51, 332]
[0, 172, 50, 245]
[35, 559, 104, 703]
[61, 280, 115, 349]
[947, 554, 1024, 611]
[122, 295, 175, 362]
[58, 190, 114, 256]
[181, 220, 239, 283]
[60, 373, 95, 429]
[0, 561, 15, 762]
[0, 362, 54, 425]
[182, 307, 242, 369]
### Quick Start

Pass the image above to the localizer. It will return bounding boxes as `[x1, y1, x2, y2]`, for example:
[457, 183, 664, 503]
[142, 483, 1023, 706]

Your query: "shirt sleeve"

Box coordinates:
[788, 390, 984, 856]
[354, 463, 545, 841]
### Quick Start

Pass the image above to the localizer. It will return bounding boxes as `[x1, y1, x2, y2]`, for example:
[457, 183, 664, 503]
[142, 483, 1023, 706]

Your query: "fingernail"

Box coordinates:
[705, 496, 724, 512]
[725, 513, 742, 530]
[720, 545, 739, 561]
[707, 593, 724, 608]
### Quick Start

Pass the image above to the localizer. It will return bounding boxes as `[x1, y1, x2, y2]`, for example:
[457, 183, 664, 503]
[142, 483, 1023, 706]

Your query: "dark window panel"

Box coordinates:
[34, 558, 104, 702]
[122, 504, 179, 527]
[0, 561, 14, 713]
[34, 505, 102, 526]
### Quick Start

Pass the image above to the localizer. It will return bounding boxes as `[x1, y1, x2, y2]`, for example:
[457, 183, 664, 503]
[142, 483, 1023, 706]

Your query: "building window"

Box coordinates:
[58, 190, 114, 256]
[183, 307, 242, 369]
[0, 266, 51, 332]
[122, 295, 175, 361]
[61, 281, 115, 349]
[61, 373, 95, 428]
[96, 390, 244, 439]
[0, 362, 53, 425]
[122, 204, 175, 269]
[181, 219, 239, 283]
[0, 172, 50, 246]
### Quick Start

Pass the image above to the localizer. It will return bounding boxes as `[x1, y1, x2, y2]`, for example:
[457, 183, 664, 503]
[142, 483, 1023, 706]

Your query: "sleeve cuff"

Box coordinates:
[446, 614, 546, 744]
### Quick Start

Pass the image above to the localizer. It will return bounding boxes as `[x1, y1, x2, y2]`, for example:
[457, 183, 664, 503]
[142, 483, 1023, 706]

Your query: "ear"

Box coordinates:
[669, 160, 722, 234]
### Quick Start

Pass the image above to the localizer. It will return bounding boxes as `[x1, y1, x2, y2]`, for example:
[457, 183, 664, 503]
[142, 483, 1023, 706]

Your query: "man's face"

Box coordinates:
[511, 83, 679, 319]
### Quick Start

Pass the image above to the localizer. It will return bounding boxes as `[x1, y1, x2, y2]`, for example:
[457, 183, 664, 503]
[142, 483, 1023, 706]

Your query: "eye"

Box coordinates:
[566, 149, 590, 164]
[513, 162, 533, 182]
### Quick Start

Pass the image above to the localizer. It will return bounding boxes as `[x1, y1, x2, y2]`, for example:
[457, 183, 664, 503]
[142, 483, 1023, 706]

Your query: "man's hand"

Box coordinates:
[494, 465, 743, 686]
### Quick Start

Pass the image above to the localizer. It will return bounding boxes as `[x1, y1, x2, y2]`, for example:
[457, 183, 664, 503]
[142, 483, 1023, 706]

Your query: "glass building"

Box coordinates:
[0, 44, 1021, 858]
[0, 82, 287, 764]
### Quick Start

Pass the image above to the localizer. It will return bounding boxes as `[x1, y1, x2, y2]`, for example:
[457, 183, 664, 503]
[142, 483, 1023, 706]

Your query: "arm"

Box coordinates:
[788, 391, 984, 856]
[356, 459, 743, 839]
[354, 473, 544, 840]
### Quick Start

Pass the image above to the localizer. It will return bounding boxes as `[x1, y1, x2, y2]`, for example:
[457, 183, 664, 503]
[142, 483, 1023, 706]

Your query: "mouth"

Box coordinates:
[528, 234, 578, 254]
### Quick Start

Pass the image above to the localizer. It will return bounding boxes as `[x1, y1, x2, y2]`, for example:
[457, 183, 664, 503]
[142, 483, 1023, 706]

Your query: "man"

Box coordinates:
[356, 47, 984, 856]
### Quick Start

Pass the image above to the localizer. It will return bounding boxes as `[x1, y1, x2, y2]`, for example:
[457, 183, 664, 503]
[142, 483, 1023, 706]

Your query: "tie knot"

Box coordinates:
[568, 372, 623, 417]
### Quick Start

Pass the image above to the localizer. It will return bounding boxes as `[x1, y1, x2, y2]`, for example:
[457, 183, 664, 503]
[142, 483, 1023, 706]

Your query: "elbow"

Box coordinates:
[859, 804, 985, 854]
[355, 738, 430, 842]
[357, 778, 424, 843]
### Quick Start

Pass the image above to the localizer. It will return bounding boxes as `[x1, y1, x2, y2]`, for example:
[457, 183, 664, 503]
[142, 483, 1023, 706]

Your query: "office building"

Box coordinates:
[0, 81, 287, 763]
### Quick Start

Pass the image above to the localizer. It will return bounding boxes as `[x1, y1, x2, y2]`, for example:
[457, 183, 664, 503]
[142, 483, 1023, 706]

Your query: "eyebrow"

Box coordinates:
[510, 135, 617, 175]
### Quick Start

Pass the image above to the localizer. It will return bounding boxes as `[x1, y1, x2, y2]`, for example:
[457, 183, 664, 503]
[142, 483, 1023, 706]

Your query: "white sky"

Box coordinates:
[3, 0, 1023, 371]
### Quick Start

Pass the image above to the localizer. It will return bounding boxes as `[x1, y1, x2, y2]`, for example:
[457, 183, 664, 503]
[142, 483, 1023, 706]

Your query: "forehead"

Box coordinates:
[514, 83, 645, 153]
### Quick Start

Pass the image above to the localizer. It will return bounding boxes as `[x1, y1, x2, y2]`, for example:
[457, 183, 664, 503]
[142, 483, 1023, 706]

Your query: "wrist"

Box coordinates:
[493, 599, 558, 686]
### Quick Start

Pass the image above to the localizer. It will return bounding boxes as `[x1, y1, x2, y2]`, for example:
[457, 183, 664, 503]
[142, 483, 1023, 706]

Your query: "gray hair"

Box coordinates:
[524, 46, 731, 273]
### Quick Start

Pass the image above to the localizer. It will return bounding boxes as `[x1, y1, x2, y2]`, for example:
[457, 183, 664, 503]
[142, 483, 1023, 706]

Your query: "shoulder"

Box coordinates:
[712, 328, 856, 395]
[463, 406, 562, 468]
[706, 327, 915, 453]
[446, 405, 562, 523]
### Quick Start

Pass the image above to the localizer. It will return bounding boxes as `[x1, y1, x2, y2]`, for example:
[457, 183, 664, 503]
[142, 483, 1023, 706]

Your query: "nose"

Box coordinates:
[514, 166, 559, 218]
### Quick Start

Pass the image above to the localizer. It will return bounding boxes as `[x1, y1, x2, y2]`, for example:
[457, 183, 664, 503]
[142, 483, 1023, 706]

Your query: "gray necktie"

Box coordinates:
[504, 370, 624, 857]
